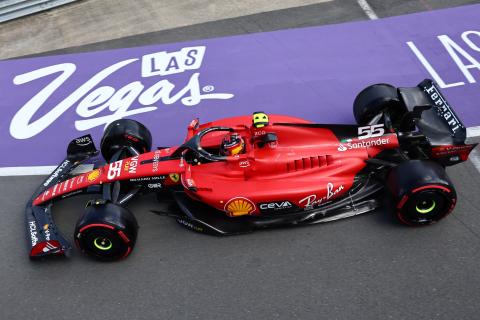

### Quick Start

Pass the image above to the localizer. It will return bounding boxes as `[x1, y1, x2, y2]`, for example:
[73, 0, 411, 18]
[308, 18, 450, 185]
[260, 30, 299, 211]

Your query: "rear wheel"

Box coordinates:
[353, 83, 406, 126]
[387, 160, 456, 226]
[101, 119, 152, 162]
[74, 201, 138, 261]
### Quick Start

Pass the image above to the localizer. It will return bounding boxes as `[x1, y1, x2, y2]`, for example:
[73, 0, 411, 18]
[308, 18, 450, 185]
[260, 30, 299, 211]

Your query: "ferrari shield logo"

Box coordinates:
[169, 173, 180, 183]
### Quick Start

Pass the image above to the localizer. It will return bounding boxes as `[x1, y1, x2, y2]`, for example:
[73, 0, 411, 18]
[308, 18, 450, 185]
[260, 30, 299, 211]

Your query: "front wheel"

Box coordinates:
[387, 160, 457, 226]
[101, 119, 152, 163]
[74, 201, 138, 261]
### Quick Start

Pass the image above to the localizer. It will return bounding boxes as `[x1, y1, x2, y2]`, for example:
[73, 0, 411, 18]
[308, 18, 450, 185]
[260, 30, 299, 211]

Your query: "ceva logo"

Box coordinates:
[9, 46, 234, 139]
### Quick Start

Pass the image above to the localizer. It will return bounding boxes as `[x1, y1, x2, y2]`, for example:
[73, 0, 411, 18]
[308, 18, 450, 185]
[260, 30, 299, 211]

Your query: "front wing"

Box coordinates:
[26, 135, 97, 259]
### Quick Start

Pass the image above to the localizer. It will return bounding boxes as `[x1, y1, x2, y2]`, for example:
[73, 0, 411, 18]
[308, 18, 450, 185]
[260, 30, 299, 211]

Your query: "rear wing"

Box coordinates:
[398, 79, 466, 145]
[398, 79, 478, 165]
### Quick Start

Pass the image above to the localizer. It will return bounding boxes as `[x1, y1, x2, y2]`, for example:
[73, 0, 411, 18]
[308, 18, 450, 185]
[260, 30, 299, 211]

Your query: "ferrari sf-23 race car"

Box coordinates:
[26, 79, 477, 261]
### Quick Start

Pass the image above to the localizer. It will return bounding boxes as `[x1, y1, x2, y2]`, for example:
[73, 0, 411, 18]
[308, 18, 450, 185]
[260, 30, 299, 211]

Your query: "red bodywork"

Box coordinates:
[34, 115, 399, 216]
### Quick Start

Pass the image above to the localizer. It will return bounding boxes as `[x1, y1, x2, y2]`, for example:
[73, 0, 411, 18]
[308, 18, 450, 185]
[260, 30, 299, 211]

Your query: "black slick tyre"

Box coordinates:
[353, 83, 405, 126]
[74, 201, 138, 261]
[387, 160, 457, 226]
[101, 119, 152, 162]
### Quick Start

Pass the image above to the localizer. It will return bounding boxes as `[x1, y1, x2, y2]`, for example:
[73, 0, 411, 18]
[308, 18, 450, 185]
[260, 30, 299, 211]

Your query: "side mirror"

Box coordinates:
[67, 134, 98, 162]
[254, 133, 278, 148]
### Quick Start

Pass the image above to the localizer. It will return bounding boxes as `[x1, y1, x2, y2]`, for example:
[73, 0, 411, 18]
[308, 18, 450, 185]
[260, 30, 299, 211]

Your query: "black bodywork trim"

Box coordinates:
[170, 176, 384, 235]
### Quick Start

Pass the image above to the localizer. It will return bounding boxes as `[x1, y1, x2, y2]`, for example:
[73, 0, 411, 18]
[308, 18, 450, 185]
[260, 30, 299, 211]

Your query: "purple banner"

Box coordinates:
[1, 4, 480, 167]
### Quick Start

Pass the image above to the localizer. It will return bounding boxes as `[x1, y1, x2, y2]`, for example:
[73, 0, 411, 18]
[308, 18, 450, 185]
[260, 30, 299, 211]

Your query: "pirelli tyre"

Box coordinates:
[74, 201, 138, 261]
[353, 83, 406, 126]
[387, 160, 457, 226]
[101, 119, 152, 162]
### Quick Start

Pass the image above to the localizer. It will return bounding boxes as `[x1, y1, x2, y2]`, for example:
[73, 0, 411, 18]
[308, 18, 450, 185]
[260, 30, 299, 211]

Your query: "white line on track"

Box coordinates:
[466, 126, 480, 140]
[466, 126, 480, 173]
[1, 127, 479, 177]
[0, 166, 57, 176]
[357, 0, 378, 20]
[0, 164, 94, 176]
[469, 148, 480, 170]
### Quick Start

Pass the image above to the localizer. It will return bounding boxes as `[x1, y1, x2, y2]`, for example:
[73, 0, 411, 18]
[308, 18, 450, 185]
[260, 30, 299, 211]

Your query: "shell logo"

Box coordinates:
[224, 197, 256, 216]
[87, 169, 101, 182]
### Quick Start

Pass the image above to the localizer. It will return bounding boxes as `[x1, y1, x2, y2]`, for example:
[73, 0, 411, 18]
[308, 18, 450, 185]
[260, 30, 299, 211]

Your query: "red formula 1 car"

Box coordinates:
[25, 79, 477, 261]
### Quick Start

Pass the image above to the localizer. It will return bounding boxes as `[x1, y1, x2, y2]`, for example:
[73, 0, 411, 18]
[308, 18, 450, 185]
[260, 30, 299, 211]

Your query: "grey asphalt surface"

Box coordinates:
[2, 1, 480, 320]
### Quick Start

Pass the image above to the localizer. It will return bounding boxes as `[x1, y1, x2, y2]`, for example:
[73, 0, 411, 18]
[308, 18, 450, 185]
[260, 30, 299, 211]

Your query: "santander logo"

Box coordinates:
[9, 46, 234, 139]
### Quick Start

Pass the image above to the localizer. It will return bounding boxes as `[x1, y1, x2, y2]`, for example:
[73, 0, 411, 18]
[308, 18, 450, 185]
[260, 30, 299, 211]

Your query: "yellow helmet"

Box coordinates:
[252, 111, 269, 128]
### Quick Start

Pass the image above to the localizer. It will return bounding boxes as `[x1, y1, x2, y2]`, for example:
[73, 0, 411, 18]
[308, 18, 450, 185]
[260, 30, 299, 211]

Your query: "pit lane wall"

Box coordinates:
[0, 4, 480, 167]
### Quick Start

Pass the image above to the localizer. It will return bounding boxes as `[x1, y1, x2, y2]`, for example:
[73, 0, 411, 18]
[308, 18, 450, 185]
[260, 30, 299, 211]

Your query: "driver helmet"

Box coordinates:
[220, 133, 245, 156]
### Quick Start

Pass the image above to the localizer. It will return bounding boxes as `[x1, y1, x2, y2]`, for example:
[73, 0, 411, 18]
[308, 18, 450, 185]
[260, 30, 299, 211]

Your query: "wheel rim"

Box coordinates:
[400, 189, 454, 225]
[415, 199, 436, 214]
[93, 237, 113, 251]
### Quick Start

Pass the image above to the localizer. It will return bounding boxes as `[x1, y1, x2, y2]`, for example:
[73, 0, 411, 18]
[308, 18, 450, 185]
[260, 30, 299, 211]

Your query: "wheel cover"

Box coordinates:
[93, 237, 113, 251]
[399, 188, 454, 225]
[415, 199, 436, 214]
